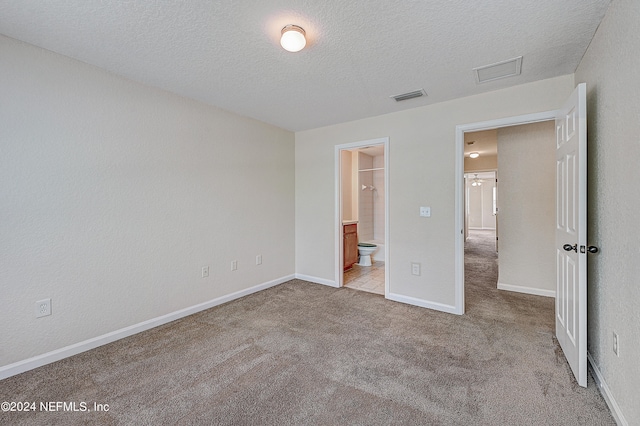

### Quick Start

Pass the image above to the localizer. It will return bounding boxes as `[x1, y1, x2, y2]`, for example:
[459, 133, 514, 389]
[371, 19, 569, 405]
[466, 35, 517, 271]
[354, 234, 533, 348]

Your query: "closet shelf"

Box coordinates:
[358, 167, 384, 172]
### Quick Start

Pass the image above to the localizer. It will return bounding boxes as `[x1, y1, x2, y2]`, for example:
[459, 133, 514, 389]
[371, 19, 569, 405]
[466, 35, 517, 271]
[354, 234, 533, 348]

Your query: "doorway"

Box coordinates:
[464, 170, 498, 291]
[454, 111, 557, 314]
[334, 137, 389, 297]
[463, 122, 557, 304]
[455, 85, 588, 387]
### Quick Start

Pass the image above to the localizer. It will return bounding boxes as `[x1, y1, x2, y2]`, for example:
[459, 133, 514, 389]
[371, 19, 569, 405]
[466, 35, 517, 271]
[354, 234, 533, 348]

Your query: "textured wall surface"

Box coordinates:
[575, 0, 640, 423]
[295, 75, 574, 306]
[497, 122, 556, 294]
[0, 36, 295, 367]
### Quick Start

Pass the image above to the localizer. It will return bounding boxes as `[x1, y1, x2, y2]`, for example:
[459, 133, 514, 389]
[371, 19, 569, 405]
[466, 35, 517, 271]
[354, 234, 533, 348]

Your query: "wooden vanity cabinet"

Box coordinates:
[343, 223, 358, 271]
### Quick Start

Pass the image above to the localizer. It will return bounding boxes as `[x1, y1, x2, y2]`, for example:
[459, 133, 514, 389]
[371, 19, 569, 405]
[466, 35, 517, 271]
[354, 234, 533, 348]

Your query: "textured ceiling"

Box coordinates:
[0, 1, 611, 131]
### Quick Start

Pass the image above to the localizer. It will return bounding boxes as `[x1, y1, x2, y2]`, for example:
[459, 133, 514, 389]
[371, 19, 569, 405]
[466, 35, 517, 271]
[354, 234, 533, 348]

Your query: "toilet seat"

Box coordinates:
[356, 243, 377, 266]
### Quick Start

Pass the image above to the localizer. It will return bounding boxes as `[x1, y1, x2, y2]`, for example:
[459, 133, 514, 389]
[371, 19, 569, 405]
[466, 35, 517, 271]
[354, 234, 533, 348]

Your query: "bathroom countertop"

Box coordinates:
[342, 220, 358, 225]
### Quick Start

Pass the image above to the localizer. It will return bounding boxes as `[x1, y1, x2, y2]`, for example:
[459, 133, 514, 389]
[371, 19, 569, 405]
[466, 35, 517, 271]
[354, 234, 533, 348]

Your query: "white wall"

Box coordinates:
[0, 36, 295, 369]
[295, 75, 574, 308]
[496, 122, 556, 296]
[575, 0, 640, 423]
[466, 174, 496, 230]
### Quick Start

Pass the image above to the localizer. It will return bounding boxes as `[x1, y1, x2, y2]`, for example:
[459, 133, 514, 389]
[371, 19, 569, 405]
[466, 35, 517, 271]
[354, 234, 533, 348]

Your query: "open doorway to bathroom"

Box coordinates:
[335, 138, 389, 297]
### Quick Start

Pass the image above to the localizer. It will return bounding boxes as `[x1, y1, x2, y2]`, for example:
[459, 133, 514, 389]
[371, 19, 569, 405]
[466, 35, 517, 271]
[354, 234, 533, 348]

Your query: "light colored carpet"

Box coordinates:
[0, 232, 614, 425]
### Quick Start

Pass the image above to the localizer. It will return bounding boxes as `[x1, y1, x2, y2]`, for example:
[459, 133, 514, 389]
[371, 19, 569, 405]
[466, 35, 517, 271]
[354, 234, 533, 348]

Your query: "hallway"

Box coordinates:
[464, 228, 555, 335]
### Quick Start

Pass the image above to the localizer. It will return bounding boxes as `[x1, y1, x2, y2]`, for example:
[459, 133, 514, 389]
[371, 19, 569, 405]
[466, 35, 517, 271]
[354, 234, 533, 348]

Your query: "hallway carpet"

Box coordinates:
[0, 233, 614, 424]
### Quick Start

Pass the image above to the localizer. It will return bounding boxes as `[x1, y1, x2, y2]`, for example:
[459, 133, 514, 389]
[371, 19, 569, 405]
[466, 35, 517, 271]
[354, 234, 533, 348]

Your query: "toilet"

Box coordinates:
[357, 243, 377, 266]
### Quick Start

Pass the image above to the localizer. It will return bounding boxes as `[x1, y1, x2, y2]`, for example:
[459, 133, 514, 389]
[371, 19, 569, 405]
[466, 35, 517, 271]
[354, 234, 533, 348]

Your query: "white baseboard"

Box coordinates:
[294, 273, 338, 288]
[387, 293, 459, 315]
[0, 274, 295, 381]
[588, 352, 628, 426]
[497, 282, 555, 298]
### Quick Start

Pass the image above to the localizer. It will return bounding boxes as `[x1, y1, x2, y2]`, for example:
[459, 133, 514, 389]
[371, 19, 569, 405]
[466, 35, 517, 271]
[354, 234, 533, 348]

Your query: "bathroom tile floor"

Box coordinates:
[344, 261, 385, 295]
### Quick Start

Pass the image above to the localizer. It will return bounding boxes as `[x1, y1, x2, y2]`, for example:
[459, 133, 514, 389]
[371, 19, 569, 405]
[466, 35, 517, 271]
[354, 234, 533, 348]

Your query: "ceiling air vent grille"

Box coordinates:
[390, 89, 426, 102]
[473, 56, 523, 84]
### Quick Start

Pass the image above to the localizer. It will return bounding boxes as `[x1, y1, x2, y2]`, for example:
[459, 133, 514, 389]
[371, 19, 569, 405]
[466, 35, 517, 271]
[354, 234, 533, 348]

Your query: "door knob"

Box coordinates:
[563, 244, 577, 252]
[587, 245, 599, 254]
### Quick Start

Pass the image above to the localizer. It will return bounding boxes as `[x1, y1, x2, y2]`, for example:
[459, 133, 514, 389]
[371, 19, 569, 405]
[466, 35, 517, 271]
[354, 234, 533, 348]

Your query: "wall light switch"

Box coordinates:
[420, 206, 431, 217]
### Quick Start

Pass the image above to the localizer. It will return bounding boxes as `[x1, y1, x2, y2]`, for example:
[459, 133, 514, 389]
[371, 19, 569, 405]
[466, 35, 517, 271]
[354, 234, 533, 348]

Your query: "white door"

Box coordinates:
[555, 83, 587, 387]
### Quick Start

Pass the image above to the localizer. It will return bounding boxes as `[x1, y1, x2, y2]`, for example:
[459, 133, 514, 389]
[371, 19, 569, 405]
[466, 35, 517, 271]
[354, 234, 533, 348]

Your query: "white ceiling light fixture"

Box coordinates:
[280, 25, 306, 52]
[469, 152, 480, 158]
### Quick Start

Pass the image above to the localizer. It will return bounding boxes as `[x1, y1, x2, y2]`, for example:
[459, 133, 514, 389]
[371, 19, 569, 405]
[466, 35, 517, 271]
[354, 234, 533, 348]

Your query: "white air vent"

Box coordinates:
[390, 89, 427, 102]
[473, 56, 523, 84]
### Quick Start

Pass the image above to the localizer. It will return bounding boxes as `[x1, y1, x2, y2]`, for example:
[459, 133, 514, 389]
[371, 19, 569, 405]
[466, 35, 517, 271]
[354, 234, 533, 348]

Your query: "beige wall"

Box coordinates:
[295, 75, 574, 307]
[340, 150, 354, 221]
[0, 36, 295, 368]
[575, 0, 640, 423]
[465, 155, 497, 172]
[496, 122, 556, 295]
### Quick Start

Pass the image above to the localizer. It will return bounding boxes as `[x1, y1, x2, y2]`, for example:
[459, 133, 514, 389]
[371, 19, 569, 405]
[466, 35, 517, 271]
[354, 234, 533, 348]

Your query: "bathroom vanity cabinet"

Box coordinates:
[343, 223, 358, 271]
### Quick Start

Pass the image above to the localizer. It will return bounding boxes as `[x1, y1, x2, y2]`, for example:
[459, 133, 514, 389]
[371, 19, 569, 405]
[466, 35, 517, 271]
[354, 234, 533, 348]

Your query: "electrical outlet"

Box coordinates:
[231, 260, 238, 271]
[411, 262, 421, 276]
[201, 266, 209, 278]
[613, 332, 619, 357]
[256, 255, 262, 265]
[35, 298, 51, 318]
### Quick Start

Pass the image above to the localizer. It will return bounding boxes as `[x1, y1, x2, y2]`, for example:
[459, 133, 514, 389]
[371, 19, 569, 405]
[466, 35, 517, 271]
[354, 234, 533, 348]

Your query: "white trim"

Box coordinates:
[386, 293, 458, 315]
[334, 137, 390, 297]
[455, 110, 559, 315]
[497, 282, 555, 298]
[0, 274, 294, 380]
[588, 352, 628, 426]
[295, 273, 337, 287]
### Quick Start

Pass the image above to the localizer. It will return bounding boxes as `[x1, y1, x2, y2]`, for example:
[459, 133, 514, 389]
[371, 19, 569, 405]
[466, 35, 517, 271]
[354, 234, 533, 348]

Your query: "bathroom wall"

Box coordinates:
[341, 150, 354, 221]
[372, 154, 385, 242]
[358, 153, 374, 240]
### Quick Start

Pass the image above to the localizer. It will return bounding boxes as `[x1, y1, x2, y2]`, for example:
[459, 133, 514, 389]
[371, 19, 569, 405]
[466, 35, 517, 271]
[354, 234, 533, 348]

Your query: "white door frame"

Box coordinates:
[335, 137, 390, 296]
[454, 111, 558, 314]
